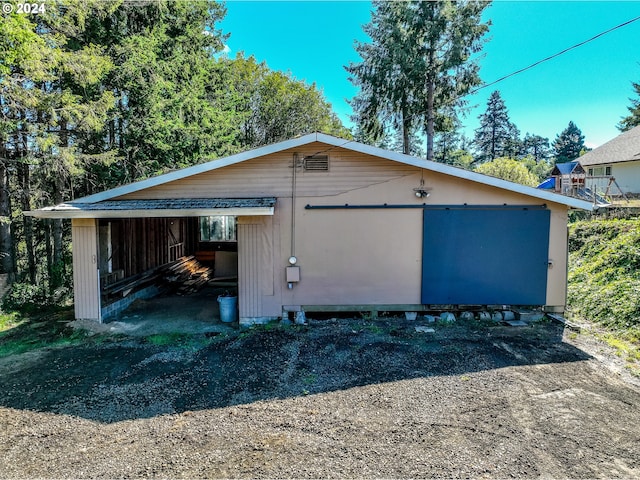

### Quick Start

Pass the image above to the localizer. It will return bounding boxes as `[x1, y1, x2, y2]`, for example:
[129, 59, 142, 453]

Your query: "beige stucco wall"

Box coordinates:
[116, 144, 570, 317]
[277, 169, 568, 310]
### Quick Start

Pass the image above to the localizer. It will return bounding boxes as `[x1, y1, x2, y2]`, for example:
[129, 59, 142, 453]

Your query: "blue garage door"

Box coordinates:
[421, 207, 550, 305]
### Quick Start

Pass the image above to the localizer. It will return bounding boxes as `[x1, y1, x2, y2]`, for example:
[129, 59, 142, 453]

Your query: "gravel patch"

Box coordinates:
[0, 317, 638, 478]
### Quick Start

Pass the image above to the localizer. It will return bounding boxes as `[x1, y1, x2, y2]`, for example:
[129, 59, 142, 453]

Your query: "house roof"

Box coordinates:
[551, 161, 585, 176]
[25, 198, 276, 219]
[579, 125, 640, 166]
[28, 132, 595, 217]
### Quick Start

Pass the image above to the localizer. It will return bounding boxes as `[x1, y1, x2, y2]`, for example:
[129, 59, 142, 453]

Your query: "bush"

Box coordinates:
[3, 282, 50, 312]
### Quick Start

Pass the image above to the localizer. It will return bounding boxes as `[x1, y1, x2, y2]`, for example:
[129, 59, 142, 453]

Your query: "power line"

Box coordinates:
[471, 15, 640, 95]
[355, 14, 640, 136]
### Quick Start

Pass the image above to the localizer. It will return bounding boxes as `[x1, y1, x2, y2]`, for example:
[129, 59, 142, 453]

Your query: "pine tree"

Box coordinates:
[553, 121, 585, 163]
[473, 90, 514, 162]
[618, 81, 640, 132]
[346, 0, 490, 158]
[523, 133, 551, 162]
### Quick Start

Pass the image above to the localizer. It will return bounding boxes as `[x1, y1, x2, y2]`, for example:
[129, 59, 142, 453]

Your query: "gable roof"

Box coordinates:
[551, 161, 585, 176]
[44, 132, 594, 213]
[579, 125, 640, 166]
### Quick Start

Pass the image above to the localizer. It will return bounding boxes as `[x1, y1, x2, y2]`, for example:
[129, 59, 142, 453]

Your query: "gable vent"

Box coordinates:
[304, 155, 329, 172]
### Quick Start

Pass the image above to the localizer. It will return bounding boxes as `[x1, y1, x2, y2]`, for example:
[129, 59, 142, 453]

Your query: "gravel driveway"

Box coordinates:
[0, 317, 638, 478]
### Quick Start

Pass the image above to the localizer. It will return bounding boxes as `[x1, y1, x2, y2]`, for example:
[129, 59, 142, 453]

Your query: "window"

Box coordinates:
[605, 166, 612, 176]
[200, 216, 236, 242]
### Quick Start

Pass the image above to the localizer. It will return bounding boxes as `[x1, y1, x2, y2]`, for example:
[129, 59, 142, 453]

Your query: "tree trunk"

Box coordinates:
[402, 107, 411, 155]
[0, 161, 15, 280]
[18, 161, 36, 283]
[425, 47, 436, 162]
[51, 121, 68, 289]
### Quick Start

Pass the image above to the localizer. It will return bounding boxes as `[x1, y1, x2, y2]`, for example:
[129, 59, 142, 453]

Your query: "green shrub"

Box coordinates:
[568, 219, 640, 331]
[2, 282, 48, 312]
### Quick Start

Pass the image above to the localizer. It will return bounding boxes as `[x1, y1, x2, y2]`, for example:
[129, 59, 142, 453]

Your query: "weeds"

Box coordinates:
[145, 332, 217, 351]
[0, 309, 87, 358]
[567, 219, 640, 332]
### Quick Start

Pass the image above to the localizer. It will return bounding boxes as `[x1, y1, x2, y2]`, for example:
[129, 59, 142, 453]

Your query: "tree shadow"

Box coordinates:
[0, 319, 592, 423]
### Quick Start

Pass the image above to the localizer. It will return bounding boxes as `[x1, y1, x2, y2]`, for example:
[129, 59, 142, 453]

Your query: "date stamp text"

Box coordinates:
[2, 3, 46, 14]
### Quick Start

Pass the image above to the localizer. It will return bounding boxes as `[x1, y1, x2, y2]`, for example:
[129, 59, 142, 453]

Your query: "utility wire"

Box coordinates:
[304, 14, 640, 159]
[358, 14, 640, 136]
[469, 15, 640, 95]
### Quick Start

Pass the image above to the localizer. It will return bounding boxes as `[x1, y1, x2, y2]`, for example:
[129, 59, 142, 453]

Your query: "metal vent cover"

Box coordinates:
[304, 155, 329, 172]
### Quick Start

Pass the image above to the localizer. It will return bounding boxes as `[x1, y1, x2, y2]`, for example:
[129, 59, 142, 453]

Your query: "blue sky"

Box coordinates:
[220, 1, 640, 148]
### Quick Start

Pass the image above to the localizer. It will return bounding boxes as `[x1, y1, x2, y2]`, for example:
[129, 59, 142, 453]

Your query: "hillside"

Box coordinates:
[567, 218, 640, 374]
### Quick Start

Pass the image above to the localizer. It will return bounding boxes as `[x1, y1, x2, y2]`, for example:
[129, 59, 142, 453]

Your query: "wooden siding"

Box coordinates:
[102, 217, 192, 280]
[72, 219, 100, 321]
[238, 224, 261, 318]
[237, 216, 277, 322]
[115, 143, 418, 200]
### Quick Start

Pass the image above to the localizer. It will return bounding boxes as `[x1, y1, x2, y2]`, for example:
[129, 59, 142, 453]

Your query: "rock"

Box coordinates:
[460, 311, 475, 321]
[440, 312, 456, 323]
[415, 326, 435, 333]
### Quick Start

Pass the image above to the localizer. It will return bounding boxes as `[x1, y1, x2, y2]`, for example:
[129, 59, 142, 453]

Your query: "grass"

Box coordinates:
[597, 332, 640, 377]
[145, 332, 221, 351]
[0, 312, 23, 333]
[0, 307, 89, 358]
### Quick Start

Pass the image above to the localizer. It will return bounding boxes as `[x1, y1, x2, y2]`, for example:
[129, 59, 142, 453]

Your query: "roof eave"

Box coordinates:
[24, 206, 275, 219]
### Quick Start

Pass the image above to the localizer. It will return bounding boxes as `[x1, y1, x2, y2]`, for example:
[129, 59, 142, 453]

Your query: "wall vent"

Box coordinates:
[304, 155, 329, 172]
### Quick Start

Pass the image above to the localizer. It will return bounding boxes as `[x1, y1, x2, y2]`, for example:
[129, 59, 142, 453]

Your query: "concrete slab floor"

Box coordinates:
[73, 287, 238, 337]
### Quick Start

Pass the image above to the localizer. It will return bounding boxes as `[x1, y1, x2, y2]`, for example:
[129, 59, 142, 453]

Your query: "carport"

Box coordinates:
[27, 198, 276, 323]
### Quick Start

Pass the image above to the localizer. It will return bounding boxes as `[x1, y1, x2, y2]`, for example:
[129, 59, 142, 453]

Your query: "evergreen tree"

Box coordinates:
[346, 0, 490, 158]
[0, 1, 353, 301]
[553, 121, 585, 163]
[473, 90, 514, 162]
[504, 122, 523, 159]
[523, 133, 551, 162]
[618, 81, 640, 132]
[0, 2, 115, 287]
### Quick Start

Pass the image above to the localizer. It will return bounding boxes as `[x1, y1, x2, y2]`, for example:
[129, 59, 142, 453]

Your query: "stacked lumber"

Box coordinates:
[102, 268, 162, 299]
[162, 256, 213, 295]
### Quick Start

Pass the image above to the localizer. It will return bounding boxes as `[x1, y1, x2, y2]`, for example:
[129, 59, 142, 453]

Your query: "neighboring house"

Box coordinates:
[27, 133, 593, 325]
[579, 125, 640, 195]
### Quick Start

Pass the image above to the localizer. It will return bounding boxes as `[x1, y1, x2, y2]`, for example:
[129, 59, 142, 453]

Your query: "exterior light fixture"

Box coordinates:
[413, 169, 430, 198]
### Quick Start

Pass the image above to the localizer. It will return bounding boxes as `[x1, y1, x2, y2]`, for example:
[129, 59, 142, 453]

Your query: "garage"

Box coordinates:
[27, 133, 593, 325]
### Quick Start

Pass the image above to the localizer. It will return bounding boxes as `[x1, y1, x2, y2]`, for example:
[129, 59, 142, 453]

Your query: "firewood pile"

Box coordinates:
[162, 256, 213, 295]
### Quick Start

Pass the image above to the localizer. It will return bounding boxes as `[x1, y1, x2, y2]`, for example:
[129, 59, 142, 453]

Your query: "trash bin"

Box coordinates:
[217, 295, 237, 323]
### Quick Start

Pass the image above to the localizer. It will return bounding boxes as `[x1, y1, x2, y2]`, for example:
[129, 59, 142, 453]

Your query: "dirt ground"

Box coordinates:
[0, 316, 638, 479]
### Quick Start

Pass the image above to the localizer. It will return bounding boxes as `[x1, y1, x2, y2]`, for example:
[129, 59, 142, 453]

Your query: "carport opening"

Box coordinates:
[97, 216, 238, 324]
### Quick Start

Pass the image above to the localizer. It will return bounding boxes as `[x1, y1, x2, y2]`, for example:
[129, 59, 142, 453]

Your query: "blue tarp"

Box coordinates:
[537, 177, 555, 189]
